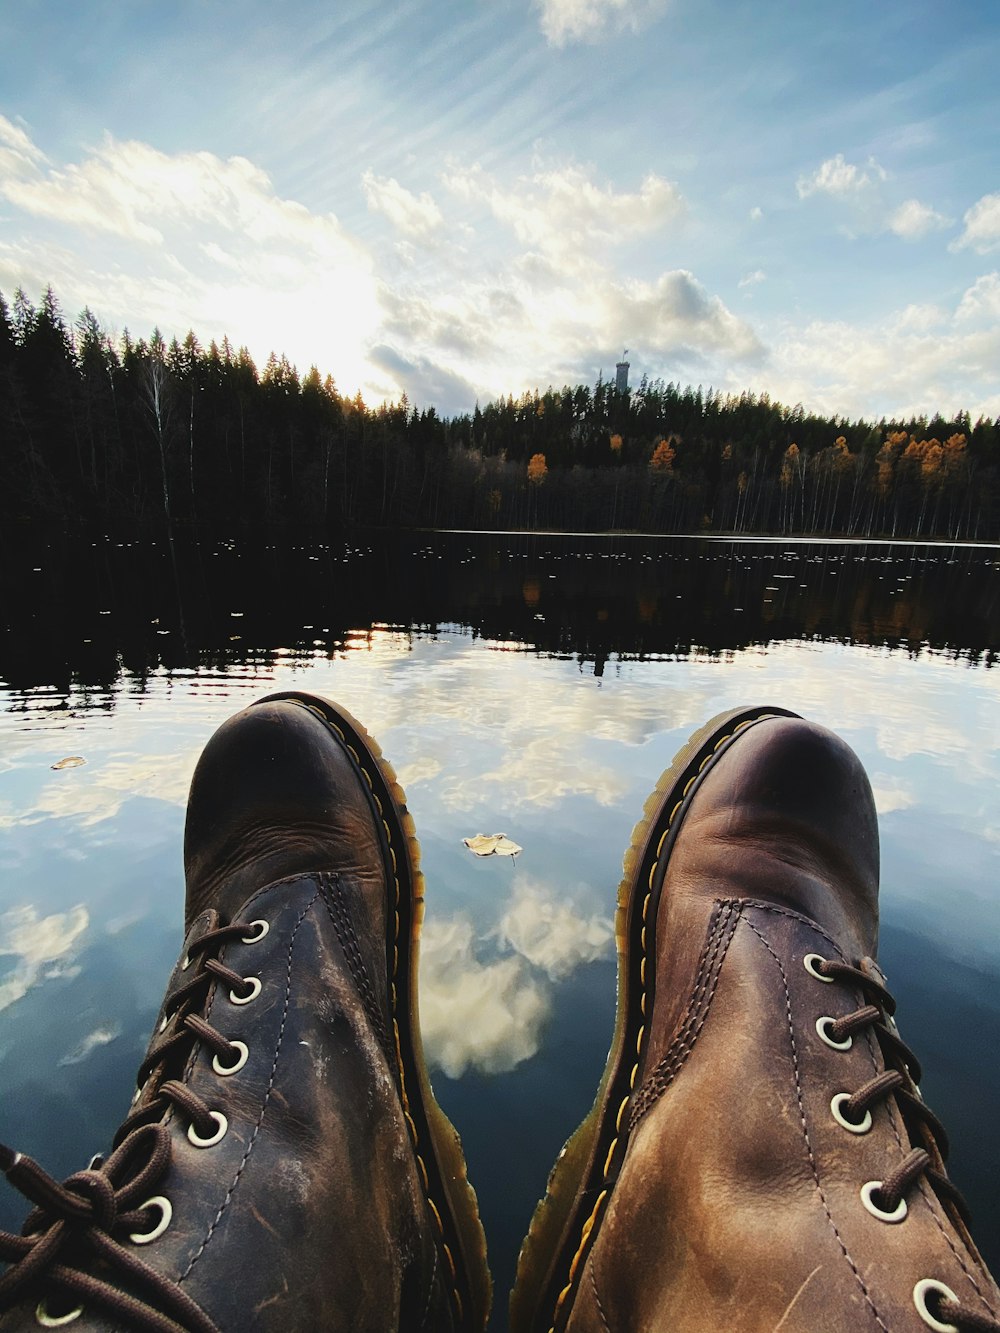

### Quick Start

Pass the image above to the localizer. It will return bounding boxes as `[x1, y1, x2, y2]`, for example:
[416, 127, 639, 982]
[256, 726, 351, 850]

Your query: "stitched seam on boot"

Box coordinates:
[741, 900, 850, 959]
[743, 918, 890, 1333]
[628, 899, 743, 1132]
[588, 1257, 613, 1333]
[179, 887, 320, 1281]
[416, 1236, 439, 1333]
[317, 871, 391, 1058]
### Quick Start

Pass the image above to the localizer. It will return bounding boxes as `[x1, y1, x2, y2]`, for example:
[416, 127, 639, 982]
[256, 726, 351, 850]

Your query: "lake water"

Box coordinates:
[1, 530, 999, 1325]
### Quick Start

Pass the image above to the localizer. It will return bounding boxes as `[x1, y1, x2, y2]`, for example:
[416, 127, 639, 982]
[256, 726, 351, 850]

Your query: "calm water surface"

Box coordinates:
[1, 532, 999, 1324]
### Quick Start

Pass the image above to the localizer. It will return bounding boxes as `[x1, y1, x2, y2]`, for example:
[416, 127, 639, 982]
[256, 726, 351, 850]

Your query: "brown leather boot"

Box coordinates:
[510, 706, 1000, 1333]
[0, 692, 490, 1331]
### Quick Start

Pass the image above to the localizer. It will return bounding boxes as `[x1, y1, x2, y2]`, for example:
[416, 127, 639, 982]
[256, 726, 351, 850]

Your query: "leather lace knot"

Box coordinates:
[0, 920, 253, 1332]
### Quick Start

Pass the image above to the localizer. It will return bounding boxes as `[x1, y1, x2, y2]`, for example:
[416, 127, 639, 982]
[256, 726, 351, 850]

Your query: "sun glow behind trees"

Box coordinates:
[1, 285, 997, 541]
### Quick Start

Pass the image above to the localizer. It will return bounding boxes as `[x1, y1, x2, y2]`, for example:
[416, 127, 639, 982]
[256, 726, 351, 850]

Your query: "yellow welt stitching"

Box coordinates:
[602, 1137, 617, 1179]
[442, 1242, 457, 1280]
[546, 721, 750, 1331]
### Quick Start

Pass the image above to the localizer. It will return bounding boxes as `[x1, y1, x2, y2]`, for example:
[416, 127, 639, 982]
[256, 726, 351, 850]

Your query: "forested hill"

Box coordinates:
[2, 286, 998, 541]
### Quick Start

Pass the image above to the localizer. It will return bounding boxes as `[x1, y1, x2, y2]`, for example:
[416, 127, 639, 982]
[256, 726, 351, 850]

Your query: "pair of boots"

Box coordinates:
[1, 693, 996, 1332]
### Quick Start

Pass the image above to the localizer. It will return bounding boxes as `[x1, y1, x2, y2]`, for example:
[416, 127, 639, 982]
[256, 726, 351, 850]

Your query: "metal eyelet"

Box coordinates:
[816, 1016, 852, 1050]
[212, 1040, 248, 1076]
[187, 1110, 228, 1148]
[803, 953, 834, 982]
[860, 1179, 907, 1223]
[35, 1301, 83, 1327]
[913, 1278, 960, 1332]
[241, 920, 269, 944]
[129, 1195, 172, 1244]
[230, 976, 262, 1006]
[831, 1092, 872, 1134]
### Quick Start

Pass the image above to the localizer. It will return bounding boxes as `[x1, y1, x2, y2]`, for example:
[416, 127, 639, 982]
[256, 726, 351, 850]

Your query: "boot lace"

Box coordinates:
[0, 921, 258, 1332]
[812, 955, 1000, 1333]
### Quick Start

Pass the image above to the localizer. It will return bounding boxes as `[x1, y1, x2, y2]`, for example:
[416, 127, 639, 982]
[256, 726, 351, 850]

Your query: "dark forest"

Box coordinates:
[3, 286, 998, 540]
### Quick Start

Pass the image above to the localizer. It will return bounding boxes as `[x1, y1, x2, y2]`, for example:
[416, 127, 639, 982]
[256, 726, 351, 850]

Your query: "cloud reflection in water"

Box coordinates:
[0, 904, 89, 1012]
[420, 877, 615, 1077]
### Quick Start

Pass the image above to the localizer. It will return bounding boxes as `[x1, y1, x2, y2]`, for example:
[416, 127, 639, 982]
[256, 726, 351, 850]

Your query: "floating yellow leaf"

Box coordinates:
[463, 833, 523, 858]
[51, 756, 86, 770]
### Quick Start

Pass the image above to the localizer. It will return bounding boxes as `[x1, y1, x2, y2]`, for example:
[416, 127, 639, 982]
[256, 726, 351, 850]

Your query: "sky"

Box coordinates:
[2, 0, 999, 421]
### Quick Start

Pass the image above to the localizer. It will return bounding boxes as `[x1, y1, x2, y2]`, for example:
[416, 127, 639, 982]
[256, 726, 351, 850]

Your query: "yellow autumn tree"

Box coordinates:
[650, 438, 676, 473]
[609, 433, 623, 454]
[876, 431, 908, 496]
[527, 452, 548, 486]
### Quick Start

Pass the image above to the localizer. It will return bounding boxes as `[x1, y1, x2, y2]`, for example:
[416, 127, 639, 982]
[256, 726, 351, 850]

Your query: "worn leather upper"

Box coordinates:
[565, 717, 1000, 1332]
[0, 698, 461, 1332]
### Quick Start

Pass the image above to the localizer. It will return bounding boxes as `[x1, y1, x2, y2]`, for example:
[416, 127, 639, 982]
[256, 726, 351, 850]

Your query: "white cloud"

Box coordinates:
[443, 162, 684, 262]
[886, 198, 951, 241]
[418, 915, 549, 1077]
[362, 171, 443, 241]
[739, 269, 766, 288]
[870, 779, 916, 815]
[749, 206, 763, 222]
[536, 0, 667, 46]
[0, 125, 380, 392]
[0, 904, 89, 1012]
[796, 153, 888, 200]
[951, 192, 1000, 255]
[955, 272, 1000, 325]
[373, 161, 758, 404]
[499, 878, 614, 980]
[59, 1025, 121, 1066]
[0, 748, 200, 830]
[757, 271, 1000, 420]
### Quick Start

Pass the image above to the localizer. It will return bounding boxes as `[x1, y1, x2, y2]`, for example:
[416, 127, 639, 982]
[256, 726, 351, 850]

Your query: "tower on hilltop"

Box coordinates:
[615, 349, 630, 395]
